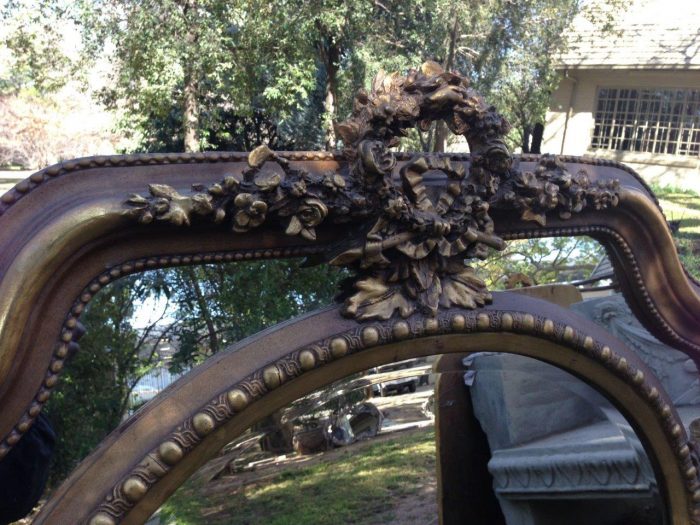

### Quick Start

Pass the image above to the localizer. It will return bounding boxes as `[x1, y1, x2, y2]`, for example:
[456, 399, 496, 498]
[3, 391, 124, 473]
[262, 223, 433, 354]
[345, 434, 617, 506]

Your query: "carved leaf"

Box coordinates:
[439, 267, 491, 310]
[343, 276, 415, 321]
[161, 207, 190, 226]
[334, 122, 359, 145]
[126, 194, 148, 206]
[191, 194, 214, 215]
[149, 184, 182, 199]
[254, 171, 281, 191]
[521, 209, 547, 226]
[247, 145, 275, 168]
[286, 215, 303, 236]
[300, 227, 316, 241]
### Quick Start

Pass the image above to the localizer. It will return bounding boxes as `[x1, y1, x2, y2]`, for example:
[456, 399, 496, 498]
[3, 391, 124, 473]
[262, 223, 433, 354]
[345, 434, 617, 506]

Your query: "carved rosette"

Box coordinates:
[124, 62, 621, 321]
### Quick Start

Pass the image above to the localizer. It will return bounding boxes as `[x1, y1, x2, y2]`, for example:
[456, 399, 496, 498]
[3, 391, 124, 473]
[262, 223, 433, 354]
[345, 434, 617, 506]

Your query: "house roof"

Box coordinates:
[558, 0, 700, 70]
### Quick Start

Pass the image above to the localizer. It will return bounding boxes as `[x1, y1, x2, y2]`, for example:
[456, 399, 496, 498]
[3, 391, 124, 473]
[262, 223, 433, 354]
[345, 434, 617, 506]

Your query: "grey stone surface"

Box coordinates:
[571, 294, 700, 406]
[467, 293, 692, 525]
[468, 353, 608, 449]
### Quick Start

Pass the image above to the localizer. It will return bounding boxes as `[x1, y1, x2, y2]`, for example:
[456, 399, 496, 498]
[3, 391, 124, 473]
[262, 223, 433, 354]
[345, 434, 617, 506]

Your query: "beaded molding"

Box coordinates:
[82, 308, 700, 524]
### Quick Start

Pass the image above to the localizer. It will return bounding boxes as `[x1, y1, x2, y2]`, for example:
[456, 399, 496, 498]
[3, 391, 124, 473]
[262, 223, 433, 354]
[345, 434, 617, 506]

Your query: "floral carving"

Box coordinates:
[496, 154, 621, 226]
[232, 193, 267, 232]
[124, 62, 620, 321]
[331, 155, 504, 319]
[286, 199, 328, 241]
[124, 146, 363, 242]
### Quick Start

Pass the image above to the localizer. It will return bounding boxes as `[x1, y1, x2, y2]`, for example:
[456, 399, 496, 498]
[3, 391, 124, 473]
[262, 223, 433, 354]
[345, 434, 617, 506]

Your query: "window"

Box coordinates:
[591, 87, 700, 156]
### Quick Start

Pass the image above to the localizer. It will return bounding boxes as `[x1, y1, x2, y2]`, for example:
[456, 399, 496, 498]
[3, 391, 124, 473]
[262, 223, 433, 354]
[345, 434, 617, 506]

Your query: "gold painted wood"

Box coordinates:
[1, 63, 699, 524]
[0, 151, 694, 464]
[32, 297, 700, 524]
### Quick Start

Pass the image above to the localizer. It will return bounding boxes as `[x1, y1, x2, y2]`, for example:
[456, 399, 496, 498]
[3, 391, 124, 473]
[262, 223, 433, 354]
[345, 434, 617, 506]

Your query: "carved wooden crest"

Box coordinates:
[126, 62, 619, 320]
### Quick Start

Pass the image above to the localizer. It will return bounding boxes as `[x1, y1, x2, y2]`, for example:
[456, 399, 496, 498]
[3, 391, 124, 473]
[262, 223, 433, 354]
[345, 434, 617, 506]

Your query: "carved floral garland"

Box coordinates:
[125, 62, 620, 321]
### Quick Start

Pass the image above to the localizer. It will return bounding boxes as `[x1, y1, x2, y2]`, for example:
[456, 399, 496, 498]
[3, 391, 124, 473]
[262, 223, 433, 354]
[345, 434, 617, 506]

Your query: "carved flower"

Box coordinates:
[290, 179, 307, 197]
[233, 193, 268, 232]
[322, 173, 346, 192]
[286, 198, 328, 241]
[386, 197, 408, 219]
[125, 184, 215, 226]
[254, 170, 281, 191]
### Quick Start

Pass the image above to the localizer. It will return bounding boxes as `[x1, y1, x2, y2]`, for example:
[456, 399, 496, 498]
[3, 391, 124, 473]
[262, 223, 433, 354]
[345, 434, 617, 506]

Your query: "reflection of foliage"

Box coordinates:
[45, 274, 174, 485]
[476, 236, 605, 289]
[44, 260, 345, 486]
[167, 260, 345, 372]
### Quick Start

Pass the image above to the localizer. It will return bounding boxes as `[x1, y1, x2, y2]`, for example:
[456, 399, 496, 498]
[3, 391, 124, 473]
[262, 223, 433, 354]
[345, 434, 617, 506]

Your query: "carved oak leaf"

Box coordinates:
[343, 276, 414, 321]
[439, 266, 492, 310]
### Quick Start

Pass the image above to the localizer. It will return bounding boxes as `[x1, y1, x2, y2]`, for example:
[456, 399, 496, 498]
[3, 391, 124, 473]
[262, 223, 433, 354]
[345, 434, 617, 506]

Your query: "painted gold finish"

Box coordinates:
[89, 513, 116, 525]
[29, 300, 699, 525]
[393, 321, 411, 338]
[450, 314, 466, 331]
[329, 337, 349, 358]
[1, 63, 700, 525]
[122, 478, 148, 503]
[192, 413, 215, 437]
[0, 147, 691, 464]
[262, 366, 282, 390]
[226, 389, 248, 412]
[157, 441, 183, 466]
[124, 65, 619, 322]
[361, 326, 380, 345]
[298, 349, 316, 371]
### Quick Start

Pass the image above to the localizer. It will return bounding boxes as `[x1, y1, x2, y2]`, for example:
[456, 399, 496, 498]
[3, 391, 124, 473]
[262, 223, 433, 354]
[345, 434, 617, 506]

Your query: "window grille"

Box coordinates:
[591, 87, 700, 156]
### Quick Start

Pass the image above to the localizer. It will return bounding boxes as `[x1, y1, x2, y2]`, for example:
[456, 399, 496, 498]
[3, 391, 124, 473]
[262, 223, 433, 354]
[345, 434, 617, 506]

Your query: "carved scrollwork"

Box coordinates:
[124, 62, 620, 321]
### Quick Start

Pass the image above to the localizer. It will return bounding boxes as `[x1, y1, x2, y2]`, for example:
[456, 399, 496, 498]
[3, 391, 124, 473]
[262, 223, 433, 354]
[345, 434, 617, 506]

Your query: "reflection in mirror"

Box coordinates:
[160, 358, 439, 524]
[153, 352, 663, 525]
[14, 241, 691, 524]
[40, 259, 345, 488]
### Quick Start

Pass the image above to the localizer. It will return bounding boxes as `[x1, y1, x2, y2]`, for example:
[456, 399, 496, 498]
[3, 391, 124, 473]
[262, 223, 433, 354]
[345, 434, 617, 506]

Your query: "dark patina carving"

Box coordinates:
[125, 62, 620, 320]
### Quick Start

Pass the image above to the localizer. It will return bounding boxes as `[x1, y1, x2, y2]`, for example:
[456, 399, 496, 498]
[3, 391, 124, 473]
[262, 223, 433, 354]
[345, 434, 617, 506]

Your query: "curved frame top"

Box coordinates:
[0, 150, 698, 462]
[2, 61, 700, 524]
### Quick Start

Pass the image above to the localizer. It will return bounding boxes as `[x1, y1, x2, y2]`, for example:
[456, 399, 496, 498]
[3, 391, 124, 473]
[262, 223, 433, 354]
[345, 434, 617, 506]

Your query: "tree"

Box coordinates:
[45, 274, 173, 484]
[43, 259, 345, 483]
[165, 259, 345, 372]
[0, 1, 122, 169]
[477, 236, 605, 289]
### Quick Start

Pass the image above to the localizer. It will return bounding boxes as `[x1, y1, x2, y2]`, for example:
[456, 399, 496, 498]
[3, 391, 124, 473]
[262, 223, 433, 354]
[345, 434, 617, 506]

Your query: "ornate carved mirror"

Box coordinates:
[0, 63, 699, 524]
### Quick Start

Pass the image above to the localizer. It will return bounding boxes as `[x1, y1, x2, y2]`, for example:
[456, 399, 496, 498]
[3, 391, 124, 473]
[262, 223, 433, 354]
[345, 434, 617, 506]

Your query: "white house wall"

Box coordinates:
[543, 69, 700, 192]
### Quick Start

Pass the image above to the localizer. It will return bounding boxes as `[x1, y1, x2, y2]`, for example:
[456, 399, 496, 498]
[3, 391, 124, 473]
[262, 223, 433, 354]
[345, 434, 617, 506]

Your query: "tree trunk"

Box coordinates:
[433, 10, 459, 152]
[183, 67, 200, 153]
[319, 34, 340, 150]
[182, 0, 200, 153]
[185, 268, 219, 354]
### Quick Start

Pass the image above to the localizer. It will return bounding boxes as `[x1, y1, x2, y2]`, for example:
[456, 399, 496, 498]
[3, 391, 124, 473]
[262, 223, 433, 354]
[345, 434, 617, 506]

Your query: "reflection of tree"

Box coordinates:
[45, 260, 345, 485]
[46, 274, 175, 485]
[476, 236, 605, 289]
